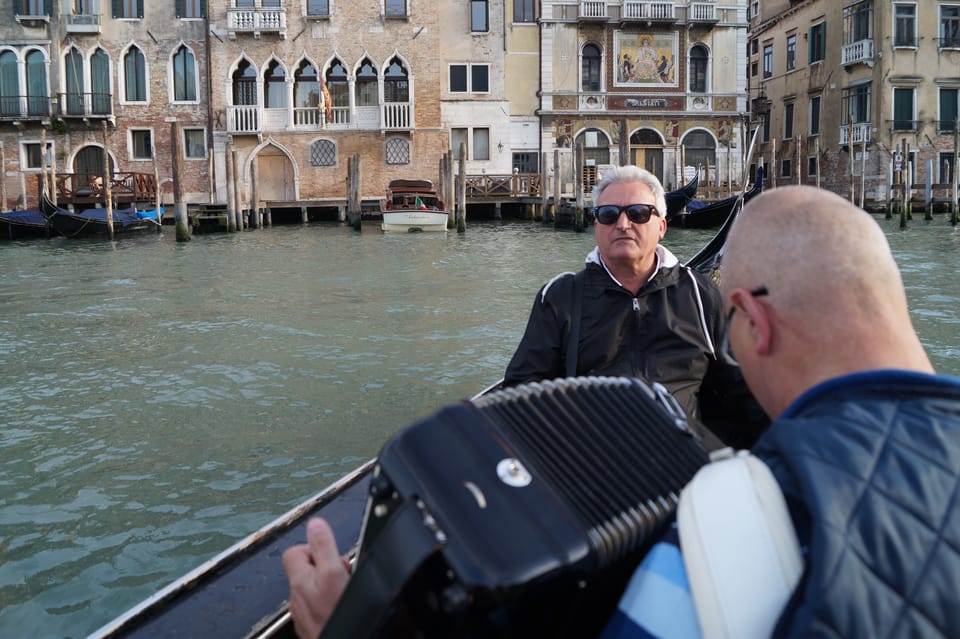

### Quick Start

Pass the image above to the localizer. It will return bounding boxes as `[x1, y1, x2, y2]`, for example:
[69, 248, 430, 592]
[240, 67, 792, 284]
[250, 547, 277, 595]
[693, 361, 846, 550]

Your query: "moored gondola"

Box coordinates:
[664, 173, 699, 222]
[40, 192, 161, 238]
[674, 166, 764, 230]
[0, 209, 56, 239]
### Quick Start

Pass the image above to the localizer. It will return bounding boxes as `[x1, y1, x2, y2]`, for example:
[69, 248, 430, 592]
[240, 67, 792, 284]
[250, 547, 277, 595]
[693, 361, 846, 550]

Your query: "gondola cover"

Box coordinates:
[321, 376, 709, 638]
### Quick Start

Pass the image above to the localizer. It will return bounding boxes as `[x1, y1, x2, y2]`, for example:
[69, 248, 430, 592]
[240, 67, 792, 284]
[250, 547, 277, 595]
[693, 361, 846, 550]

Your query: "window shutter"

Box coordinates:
[201, 0, 206, 18]
[45, 0, 52, 15]
[137, 0, 143, 17]
[112, 0, 120, 18]
[175, 0, 182, 18]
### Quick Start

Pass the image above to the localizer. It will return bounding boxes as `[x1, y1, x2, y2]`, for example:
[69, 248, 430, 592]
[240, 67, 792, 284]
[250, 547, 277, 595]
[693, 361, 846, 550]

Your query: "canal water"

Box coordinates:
[1, 217, 957, 637]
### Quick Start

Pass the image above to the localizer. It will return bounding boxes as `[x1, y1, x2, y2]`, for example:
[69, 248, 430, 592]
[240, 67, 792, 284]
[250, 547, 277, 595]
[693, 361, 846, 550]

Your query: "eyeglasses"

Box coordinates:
[594, 203, 659, 225]
[719, 286, 769, 367]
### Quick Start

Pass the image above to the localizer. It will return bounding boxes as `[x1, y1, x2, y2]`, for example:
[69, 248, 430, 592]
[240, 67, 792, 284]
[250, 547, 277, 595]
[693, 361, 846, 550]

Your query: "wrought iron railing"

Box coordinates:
[56, 92, 112, 117]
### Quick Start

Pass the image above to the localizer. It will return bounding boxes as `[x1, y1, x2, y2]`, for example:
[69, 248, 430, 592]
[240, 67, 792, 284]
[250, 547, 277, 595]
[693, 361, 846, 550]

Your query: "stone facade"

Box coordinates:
[538, 0, 751, 197]
[0, 1, 209, 209]
[749, 0, 960, 209]
[206, 0, 447, 210]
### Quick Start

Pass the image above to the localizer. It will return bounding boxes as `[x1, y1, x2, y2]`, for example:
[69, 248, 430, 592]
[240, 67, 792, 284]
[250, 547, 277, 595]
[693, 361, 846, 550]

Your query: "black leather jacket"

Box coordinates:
[504, 247, 767, 448]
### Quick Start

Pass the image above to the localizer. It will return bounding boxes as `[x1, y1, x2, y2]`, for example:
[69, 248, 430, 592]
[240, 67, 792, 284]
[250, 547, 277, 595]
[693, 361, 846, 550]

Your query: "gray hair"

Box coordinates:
[591, 165, 667, 217]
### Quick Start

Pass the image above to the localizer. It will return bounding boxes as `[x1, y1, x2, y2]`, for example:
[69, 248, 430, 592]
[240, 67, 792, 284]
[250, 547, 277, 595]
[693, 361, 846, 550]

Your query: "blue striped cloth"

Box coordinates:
[599, 524, 702, 639]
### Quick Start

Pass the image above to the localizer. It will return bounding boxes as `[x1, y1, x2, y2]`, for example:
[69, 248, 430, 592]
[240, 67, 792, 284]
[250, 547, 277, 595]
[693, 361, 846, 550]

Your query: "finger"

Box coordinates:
[282, 543, 312, 576]
[305, 518, 339, 563]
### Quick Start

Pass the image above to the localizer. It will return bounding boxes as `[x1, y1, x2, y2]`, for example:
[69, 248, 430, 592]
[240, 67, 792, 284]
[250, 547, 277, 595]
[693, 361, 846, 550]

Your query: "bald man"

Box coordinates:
[603, 186, 960, 638]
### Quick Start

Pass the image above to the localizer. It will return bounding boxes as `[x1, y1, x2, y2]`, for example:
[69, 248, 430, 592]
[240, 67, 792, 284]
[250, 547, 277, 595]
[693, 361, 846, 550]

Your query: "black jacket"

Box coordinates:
[503, 247, 767, 448]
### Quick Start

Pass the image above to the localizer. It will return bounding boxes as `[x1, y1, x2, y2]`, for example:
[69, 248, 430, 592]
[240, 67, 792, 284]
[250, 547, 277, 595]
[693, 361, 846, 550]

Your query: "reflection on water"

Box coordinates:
[0, 217, 956, 636]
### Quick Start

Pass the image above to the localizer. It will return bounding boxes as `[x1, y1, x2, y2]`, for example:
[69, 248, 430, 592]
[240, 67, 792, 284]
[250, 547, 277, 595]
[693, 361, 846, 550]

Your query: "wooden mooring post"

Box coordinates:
[170, 120, 191, 241]
[550, 149, 560, 225]
[456, 143, 466, 233]
[232, 148, 243, 231]
[0, 143, 6, 211]
[539, 150, 548, 221]
[953, 118, 959, 226]
[152, 140, 162, 232]
[225, 144, 237, 232]
[250, 159, 260, 229]
[574, 139, 584, 232]
[102, 122, 115, 240]
[347, 153, 361, 230]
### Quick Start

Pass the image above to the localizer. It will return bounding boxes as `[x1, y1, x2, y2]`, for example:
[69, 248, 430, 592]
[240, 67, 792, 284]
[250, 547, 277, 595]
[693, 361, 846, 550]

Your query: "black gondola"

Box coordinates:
[0, 209, 56, 239]
[40, 192, 161, 238]
[675, 165, 764, 230]
[87, 187, 748, 639]
[664, 173, 699, 222]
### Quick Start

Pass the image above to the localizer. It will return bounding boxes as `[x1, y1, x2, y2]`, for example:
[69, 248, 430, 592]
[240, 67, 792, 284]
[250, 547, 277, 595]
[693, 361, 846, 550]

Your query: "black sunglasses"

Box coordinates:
[594, 203, 659, 225]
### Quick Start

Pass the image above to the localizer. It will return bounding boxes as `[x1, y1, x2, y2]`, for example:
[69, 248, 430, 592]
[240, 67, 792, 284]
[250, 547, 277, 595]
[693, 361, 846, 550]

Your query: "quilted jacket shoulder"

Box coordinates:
[753, 370, 960, 638]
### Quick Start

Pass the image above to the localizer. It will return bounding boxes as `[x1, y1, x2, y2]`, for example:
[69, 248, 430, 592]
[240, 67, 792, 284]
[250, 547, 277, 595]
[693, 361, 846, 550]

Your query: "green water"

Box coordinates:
[0, 217, 956, 637]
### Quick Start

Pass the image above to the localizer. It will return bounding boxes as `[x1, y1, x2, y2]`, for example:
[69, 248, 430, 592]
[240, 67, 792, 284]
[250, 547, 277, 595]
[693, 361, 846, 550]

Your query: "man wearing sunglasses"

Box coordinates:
[503, 165, 765, 449]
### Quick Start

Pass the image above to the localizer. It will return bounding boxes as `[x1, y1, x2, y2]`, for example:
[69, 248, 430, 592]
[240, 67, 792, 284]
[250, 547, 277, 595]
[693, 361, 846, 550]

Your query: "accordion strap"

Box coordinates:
[319, 498, 441, 639]
[677, 449, 803, 639]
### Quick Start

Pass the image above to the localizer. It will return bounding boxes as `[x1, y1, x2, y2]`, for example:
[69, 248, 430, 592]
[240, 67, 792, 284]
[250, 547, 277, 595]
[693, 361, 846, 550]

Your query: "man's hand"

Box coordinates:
[282, 518, 351, 639]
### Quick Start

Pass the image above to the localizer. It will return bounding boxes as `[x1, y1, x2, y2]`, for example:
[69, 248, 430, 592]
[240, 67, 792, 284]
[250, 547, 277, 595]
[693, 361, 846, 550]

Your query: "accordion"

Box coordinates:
[321, 376, 709, 638]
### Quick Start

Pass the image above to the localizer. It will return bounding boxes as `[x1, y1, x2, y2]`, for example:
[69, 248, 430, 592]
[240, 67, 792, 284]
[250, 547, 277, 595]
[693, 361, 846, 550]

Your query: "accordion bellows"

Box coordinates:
[322, 376, 710, 638]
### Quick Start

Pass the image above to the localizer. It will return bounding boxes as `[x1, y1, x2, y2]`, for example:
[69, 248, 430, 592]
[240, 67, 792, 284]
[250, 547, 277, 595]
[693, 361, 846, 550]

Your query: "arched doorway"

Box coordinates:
[575, 128, 610, 192]
[255, 145, 294, 202]
[630, 129, 664, 183]
[680, 129, 717, 182]
[73, 145, 114, 178]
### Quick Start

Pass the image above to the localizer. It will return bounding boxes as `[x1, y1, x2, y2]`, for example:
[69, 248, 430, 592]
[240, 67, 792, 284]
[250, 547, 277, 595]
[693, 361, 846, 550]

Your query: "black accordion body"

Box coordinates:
[321, 376, 709, 638]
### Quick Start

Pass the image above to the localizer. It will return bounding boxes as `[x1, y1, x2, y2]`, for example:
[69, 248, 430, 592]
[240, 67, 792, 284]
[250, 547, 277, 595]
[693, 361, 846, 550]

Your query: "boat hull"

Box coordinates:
[381, 210, 449, 233]
[40, 193, 161, 238]
[0, 210, 53, 239]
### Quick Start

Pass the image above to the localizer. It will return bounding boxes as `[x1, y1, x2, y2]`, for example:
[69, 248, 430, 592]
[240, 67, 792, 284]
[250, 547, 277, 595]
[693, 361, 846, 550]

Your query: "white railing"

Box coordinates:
[579, 0, 607, 19]
[688, 2, 716, 21]
[622, 1, 675, 19]
[329, 106, 350, 126]
[841, 39, 874, 66]
[382, 102, 411, 130]
[293, 106, 326, 129]
[839, 123, 871, 145]
[227, 8, 287, 35]
[228, 105, 261, 134]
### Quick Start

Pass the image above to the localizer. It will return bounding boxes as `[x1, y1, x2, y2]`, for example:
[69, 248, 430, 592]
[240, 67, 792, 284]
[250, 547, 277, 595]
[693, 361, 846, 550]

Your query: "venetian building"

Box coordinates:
[206, 0, 446, 214]
[748, 0, 960, 208]
[538, 0, 751, 196]
[0, 1, 209, 209]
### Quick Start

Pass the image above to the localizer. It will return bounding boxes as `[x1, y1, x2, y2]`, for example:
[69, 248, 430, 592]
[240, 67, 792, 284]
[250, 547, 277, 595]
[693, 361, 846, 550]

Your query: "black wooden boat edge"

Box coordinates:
[86, 459, 375, 639]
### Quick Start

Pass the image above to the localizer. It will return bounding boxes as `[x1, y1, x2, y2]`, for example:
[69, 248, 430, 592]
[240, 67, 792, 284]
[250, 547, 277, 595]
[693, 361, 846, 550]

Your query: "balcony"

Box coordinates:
[687, 2, 717, 22]
[0, 95, 52, 121]
[65, 12, 101, 33]
[579, 0, 607, 20]
[839, 123, 871, 145]
[56, 93, 112, 119]
[228, 105, 261, 134]
[227, 102, 408, 133]
[227, 7, 287, 39]
[621, 1, 675, 21]
[382, 102, 412, 130]
[841, 39, 874, 67]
